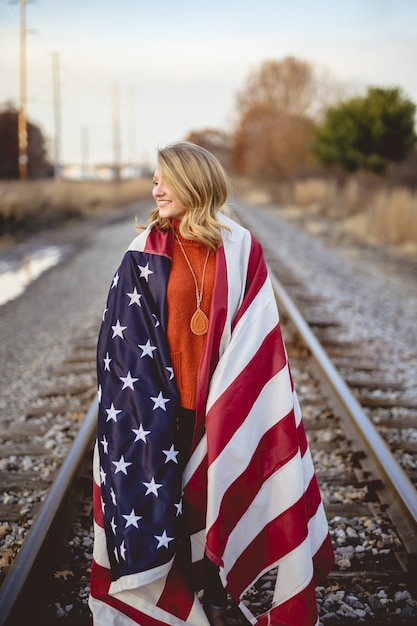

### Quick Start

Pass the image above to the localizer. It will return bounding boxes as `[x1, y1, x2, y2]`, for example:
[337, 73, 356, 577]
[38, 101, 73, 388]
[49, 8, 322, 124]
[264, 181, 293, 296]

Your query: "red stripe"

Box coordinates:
[194, 246, 228, 444]
[257, 578, 319, 626]
[185, 326, 287, 512]
[144, 227, 174, 258]
[313, 533, 335, 584]
[156, 556, 195, 620]
[90, 560, 170, 626]
[226, 476, 325, 600]
[206, 327, 288, 459]
[205, 407, 299, 559]
[90, 557, 196, 625]
[232, 234, 267, 329]
[93, 477, 104, 527]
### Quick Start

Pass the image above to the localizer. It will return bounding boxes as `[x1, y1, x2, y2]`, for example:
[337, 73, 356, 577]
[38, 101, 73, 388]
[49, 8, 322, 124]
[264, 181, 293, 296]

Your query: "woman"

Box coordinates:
[89, 142, 334, 626]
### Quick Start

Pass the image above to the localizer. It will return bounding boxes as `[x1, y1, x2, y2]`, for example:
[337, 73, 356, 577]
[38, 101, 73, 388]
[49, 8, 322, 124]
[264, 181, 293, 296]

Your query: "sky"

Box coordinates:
[1, 0, 416, 169]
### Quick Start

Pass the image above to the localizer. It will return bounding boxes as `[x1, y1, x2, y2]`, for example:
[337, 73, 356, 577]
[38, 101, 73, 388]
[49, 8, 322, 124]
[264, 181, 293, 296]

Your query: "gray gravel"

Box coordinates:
[0, 203, 151, 428]
[1, 197, 417, 623]
[235, 201, 417, 396]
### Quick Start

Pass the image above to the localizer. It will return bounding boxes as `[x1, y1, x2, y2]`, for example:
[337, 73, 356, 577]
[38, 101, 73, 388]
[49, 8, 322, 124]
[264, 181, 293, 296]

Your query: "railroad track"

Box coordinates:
[0, 202, 416, 624]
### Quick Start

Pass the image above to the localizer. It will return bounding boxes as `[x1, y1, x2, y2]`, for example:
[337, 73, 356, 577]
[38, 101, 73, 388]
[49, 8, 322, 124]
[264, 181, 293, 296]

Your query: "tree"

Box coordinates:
[232, 57, 340, 180]
[184, 128, 232, 171]
[0, 103, 52, 179]
[314, 87, 417, 174]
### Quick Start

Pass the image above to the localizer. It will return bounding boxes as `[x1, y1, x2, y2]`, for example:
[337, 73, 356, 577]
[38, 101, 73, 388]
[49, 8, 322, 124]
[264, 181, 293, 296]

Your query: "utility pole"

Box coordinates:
[52, 51, 62, 178]
[127, 86, 136, 176]
[18, 0, 28, 180]
[112, 83, 121, 181]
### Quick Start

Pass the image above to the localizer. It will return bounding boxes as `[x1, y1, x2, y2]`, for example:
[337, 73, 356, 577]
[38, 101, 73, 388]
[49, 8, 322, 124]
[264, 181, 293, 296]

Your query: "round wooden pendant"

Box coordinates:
[190, 308, 209, 336]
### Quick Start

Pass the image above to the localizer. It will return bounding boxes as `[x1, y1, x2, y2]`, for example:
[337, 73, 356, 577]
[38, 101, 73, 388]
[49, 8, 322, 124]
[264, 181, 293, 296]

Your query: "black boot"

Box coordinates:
[204, 604, 227, 626]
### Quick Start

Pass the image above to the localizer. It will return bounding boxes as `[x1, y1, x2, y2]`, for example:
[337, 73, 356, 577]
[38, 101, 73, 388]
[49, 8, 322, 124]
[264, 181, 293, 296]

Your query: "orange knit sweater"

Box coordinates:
[166, 229, 216, 410]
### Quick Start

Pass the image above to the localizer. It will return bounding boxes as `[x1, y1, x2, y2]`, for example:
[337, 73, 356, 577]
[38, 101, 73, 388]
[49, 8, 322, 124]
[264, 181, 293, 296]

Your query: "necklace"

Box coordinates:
[175, 233, 210, 336]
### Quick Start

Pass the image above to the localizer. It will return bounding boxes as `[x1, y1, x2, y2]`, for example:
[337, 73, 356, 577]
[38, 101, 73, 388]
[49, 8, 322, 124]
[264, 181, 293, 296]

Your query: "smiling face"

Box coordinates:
[152, 163, 187, 220]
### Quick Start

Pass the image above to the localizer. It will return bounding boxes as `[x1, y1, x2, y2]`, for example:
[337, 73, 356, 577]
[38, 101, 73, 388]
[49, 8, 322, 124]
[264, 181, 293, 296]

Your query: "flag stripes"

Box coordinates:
[89, 216, 334, 625]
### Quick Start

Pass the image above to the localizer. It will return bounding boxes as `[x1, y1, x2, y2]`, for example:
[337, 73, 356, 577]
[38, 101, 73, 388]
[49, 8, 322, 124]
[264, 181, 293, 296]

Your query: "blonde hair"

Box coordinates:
[137, 141, 231, 252]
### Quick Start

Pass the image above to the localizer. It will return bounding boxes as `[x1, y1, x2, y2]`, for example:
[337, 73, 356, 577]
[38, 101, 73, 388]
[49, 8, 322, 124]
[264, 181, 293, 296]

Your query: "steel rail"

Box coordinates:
[0, 397, 98, 626]
[269, 269, 417, 542]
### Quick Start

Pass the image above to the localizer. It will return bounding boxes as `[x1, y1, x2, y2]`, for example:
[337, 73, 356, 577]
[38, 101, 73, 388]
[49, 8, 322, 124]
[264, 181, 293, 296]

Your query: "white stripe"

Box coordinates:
[190, 528, 206, 564]
[206, 278, 279, 411]
[127, 224, 154, 252]
[93, 440, 100, 482]
[206, 365, 294, 528]
[112, 586, 210, 626]
[182, 433, 207, 486]
[307, 501, 331, 556]
[89, 587, 210, 626]
[272, 536, 314, 606]
[88, 597, 142, 626]
[293, 391, 302, 427]
[222, 451, 314, 578]
[92, 521, 111, 568]
[110, 558, 174, 594]
[221, 218, 252, 326]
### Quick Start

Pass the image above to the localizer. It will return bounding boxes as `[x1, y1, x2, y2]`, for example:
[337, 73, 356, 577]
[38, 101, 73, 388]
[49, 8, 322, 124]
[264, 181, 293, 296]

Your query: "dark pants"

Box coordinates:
[176, 407, 227, 608]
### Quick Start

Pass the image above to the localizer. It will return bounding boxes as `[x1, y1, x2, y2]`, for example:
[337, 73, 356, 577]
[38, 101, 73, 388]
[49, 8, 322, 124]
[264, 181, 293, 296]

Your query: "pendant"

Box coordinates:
[190, 308, 209, 336]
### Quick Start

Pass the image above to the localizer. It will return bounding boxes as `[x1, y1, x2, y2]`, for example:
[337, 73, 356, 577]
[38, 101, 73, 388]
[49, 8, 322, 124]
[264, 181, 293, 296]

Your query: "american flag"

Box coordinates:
[89, 215, 334, 625]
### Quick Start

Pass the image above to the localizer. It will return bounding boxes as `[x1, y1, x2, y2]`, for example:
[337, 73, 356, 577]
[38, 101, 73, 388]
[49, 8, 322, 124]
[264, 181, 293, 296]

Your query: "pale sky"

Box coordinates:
[1, 0, 416, 168]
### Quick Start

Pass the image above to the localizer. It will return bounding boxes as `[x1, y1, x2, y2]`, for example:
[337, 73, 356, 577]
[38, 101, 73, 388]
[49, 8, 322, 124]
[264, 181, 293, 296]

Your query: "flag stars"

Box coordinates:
[174, 501, 182, 517]
[152, 314, 160, 328]
[163, 444, 179, 464]
[150, 391, 170, 411]
[110, 488, 117, 506]
[99, 466, 106, 485]
[100, 435, 109, 454]
[133, 424, 151, 443]
[106, 403, 122, 423]
[155, 530, 174, 549]
[112, 273, 120, 288]
[138, 339, 157, 359]
[103, 352, 112, 371]
[120, 371, 139, 390]
[112, 455, 132, 475]
[122, 508, 142, 528]
[98, 385, 102, 403]
[120, 540, 126, 561]
[166, 367, 174, 380]
[112, 319, 127, 339]
[110, 517, 117, 534]
[143, 477, 163, 497]
[127, 287, 142, 306]
[138, 263, 153, 282]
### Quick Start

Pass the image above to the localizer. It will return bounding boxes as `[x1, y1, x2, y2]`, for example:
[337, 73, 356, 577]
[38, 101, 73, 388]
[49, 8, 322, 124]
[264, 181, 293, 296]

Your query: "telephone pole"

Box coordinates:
[127, 86, 136, 175]
[52, 52, 62, 178]
[112, 82, 121, 181]
[18, 0, 28, 180]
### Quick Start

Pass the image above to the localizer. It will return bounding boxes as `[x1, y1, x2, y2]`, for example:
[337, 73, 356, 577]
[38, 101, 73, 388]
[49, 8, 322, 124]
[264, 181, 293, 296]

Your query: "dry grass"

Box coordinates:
[0, 178, 152, 233]
[3, 176, 417, 249]
[235, 175, 417, 248]
[366, 187, 417, 244]
[287, 178, 417, 246]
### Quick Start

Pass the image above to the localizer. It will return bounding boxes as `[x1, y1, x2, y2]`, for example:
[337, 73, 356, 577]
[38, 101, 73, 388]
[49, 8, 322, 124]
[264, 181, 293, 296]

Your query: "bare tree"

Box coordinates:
[232, 57, 341, 180]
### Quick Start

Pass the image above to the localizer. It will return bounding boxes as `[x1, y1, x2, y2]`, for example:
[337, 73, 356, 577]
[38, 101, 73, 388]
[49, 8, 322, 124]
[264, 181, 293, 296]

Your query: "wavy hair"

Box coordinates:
[137, 142, 231, 251]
